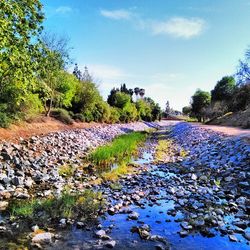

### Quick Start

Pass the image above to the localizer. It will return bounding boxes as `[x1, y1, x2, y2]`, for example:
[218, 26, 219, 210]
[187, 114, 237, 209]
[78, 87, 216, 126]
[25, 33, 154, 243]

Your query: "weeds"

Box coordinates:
[58, 165, 75, 178]
[10, 190, 105, 221]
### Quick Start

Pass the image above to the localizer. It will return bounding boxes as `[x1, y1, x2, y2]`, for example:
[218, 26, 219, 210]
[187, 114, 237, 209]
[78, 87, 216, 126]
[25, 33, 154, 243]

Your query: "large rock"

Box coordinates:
[32, 232, 53, 244]
[0, 201, 8, 211]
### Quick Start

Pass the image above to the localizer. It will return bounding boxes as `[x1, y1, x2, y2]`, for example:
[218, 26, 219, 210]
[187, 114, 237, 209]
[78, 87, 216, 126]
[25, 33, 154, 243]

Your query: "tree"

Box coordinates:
[211, 76, 236, 102]
[139, 89, 145, 99]
[134, 87, 140, 100]
[73, 63, 82, 81]
[165, 101, 171, 116]
[136, 99, 152, 121]
[191, 89, 211, 122]
[82, 66, 92, 82]
[0, 0, 44, 119]
[236, 46, 250, 85]
[182, 106, 192, 116]
[107, 88, 120, 106]
[152, 103, 162, 121]
[112, 92, 131, 109]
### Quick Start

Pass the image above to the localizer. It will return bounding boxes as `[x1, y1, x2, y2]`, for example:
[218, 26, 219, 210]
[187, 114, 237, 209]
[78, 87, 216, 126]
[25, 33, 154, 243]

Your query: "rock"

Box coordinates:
[228, 234, 238, 242]
[105, 240, 116, 248]
[244, 232, 250, 241]
[150, 235, 166, 243]
[32, 232, 53, 244]
[76, 222, 85, 228]
[199, 176, 208, 182]
[128, 211, 139, 220]
[214, 208, 224, 216]
[12, 176, 24, 186]
[191, 173, 197, 180]
[0, 201, 8, 211]
[224, 176, 233, 182]
[178, 230, 189, 237]
[31, 225, 39, 232]
[95, 229, 106, 238]
[155, 244, 165, 250]
[108, 207, 116, 215]
[234, 221, 247, 229]
[139, 229, 150, 239]
[180, 222, 192, 230]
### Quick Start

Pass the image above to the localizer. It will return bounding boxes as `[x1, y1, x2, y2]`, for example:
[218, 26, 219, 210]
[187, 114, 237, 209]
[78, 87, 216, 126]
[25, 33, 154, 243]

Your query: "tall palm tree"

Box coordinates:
[134, 87, 140, 100]
[139, 88, 145, 99]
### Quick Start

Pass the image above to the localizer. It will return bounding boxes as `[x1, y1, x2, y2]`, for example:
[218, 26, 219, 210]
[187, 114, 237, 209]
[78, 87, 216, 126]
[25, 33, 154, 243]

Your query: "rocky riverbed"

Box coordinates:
[0, 121, 249, 249]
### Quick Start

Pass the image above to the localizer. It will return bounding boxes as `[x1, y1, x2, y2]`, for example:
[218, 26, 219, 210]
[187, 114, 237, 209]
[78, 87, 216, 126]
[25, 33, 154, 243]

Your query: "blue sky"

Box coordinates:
[41, 0, 250, 110]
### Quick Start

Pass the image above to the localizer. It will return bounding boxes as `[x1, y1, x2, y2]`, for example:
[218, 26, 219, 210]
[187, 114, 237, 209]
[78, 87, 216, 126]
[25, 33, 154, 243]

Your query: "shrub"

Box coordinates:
[73, 113, 85, 122]
[109, 107, 120, 123]
[0, 112, 11, 128]
[92, 101, 111, 123]
[51, 108, 74, 124]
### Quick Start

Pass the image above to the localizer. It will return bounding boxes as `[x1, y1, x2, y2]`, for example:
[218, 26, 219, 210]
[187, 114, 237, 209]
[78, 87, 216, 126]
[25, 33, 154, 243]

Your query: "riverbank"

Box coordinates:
[0, 121, 249, 249]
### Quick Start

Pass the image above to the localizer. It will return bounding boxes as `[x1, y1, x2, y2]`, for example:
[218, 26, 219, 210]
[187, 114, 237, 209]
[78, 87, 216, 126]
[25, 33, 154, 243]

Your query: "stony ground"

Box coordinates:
[0, 121, 249, 249]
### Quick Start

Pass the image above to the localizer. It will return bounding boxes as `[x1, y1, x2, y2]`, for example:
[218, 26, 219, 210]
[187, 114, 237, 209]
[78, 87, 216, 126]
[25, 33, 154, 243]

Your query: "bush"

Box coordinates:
[92, 101, 111, 123]
[51, 108, 74, 124]
[73, 113, 85, 122]
[0, 112, 11, 128]
[109, 107, 120, 123]
[20, 93, 44, 121]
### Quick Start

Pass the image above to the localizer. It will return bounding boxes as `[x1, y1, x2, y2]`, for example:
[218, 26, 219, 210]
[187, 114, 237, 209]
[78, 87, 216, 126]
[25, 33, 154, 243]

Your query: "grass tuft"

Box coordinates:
[89, 131, 147, 167]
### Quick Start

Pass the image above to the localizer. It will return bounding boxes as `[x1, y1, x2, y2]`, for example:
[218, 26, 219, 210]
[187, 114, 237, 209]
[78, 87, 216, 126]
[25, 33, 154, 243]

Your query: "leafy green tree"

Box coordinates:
[182, 106, 192, 116]
[152, 103, 162, 121]
[0, 0, 44, 124]
[191, 89, 211, 122]
[120, 103, 138, 123]
[211, 76, 236, 102]
[71, 80, 102, 114]
[111, 92, 131, 109]
[136, 99, 152, 121]
[107, 88, 119, 106]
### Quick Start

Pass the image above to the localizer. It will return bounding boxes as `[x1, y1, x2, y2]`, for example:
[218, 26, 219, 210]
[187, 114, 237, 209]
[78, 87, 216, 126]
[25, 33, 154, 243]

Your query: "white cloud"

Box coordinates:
[150, 17, 206, 39]
[100, 9, 206, 39]
[87, 64, 127, 81]
[55, 6, 72, 14]
[100, 9, 132, 20]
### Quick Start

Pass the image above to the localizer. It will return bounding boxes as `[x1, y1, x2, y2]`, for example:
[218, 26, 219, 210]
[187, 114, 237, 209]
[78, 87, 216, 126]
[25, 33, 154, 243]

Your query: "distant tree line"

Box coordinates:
[0, 0, 162, 128]
[182, 47, 250, 123]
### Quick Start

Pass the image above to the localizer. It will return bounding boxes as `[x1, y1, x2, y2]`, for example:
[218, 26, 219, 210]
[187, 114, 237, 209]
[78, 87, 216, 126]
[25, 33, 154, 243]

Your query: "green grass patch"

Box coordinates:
[89, 131, 147, 167]
[10, 190, 105, 221]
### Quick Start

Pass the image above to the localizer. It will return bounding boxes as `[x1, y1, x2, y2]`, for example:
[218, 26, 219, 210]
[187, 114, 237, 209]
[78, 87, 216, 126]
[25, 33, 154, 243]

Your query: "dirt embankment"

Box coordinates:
[0, 117, 99, 143]
[207, 108, 250, 129]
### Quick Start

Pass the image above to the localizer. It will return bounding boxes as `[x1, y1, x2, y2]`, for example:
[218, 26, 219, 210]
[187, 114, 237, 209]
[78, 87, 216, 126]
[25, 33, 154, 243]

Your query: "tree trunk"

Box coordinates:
[46, 98, 53, 117]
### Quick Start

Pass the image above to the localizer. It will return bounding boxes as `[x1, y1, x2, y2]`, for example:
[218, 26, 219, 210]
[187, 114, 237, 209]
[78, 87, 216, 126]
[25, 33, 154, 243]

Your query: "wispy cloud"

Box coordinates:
[55, 6, 72, 14]
[100, 9, 132, 20]
[100, 9, 207, 39]
[150, 17, 206, 39]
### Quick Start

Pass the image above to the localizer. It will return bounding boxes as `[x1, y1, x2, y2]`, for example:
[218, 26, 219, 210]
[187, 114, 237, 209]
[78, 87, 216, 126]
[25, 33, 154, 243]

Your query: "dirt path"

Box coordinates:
[191, 123, 250, 139]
